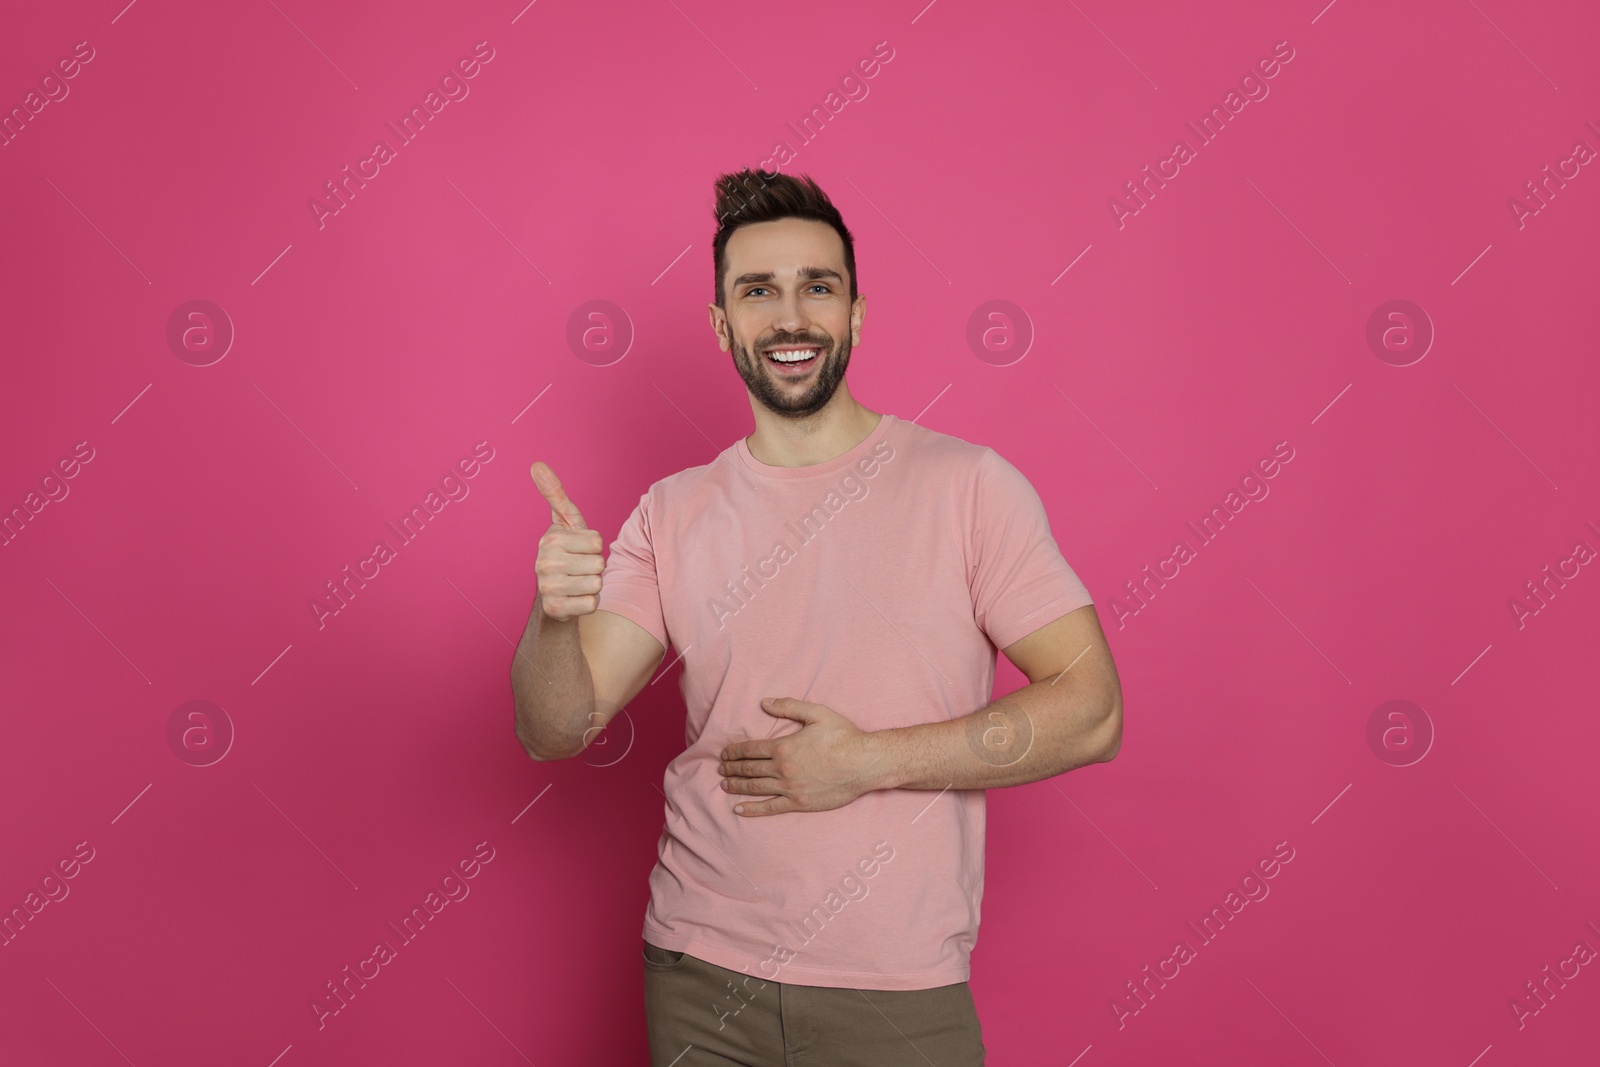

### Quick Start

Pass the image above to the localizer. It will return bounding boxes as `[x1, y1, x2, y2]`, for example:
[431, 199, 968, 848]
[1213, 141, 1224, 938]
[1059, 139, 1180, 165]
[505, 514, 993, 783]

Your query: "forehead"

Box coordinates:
[723, 217, 846, 278]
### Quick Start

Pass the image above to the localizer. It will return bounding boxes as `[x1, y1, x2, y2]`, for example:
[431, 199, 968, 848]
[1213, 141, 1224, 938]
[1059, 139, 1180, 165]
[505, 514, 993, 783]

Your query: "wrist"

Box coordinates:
[860, 729, 902, 792]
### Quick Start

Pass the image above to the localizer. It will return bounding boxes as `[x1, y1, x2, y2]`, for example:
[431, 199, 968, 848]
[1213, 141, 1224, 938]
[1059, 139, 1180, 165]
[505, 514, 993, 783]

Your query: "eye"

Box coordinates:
[745, 286, 768, 297]
[809, 284, 830, 293]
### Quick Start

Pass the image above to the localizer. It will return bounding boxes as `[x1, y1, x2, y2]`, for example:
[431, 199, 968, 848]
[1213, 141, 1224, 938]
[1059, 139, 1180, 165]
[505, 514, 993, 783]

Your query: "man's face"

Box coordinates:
[710, 217, 864, 419]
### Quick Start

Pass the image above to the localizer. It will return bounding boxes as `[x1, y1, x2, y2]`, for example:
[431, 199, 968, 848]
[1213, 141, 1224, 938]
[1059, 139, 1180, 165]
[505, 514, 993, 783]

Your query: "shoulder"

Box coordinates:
[888, 417, 992, 475]
[632, 456, 725, 521]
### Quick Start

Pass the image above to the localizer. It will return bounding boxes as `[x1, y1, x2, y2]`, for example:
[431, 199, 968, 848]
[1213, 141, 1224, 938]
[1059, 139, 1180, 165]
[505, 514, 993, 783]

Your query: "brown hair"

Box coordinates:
[711, 169, 857, 309]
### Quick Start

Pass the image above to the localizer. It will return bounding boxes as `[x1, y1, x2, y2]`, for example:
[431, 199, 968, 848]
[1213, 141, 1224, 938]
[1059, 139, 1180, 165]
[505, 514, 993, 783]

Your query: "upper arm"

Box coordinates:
[1002, 603, 1122, 756]
[580, 608, 667, 726]
[584, 488, 671, 729]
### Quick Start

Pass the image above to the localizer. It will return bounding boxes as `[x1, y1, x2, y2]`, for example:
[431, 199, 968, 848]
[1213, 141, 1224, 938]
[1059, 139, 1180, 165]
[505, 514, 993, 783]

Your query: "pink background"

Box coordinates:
[3, 0, 1598, 1063]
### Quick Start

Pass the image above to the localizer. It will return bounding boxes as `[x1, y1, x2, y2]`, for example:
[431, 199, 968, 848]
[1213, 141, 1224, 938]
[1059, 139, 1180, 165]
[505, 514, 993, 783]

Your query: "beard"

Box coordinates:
[730, 329, 853, 419]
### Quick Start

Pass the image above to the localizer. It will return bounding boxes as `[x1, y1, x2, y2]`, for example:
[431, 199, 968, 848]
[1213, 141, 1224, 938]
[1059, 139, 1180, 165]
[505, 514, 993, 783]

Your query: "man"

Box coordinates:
[510, 169, 1123, 1066]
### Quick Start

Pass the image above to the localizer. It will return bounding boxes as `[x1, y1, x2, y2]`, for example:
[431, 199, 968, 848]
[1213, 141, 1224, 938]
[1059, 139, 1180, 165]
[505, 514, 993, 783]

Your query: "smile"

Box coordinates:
[765, 346, 822, 367]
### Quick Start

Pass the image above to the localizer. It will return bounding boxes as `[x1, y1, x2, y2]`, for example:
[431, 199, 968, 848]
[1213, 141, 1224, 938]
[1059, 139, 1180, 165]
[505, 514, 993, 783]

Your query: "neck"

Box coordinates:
[746, 393, 882, 468]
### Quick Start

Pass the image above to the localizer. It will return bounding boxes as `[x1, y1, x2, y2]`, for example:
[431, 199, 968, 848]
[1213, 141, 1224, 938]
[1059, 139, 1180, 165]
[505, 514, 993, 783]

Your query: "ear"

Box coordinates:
[708, 304, 730, 351]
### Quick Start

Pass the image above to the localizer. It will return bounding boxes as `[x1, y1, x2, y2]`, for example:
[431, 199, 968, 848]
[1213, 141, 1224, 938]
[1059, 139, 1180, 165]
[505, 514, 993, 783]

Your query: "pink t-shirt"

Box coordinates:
[597, 411, 1094, 990]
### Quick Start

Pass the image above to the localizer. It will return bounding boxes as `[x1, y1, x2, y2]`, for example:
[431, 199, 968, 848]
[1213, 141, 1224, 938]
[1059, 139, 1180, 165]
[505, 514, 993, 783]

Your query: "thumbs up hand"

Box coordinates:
[530, 461, 606, 621]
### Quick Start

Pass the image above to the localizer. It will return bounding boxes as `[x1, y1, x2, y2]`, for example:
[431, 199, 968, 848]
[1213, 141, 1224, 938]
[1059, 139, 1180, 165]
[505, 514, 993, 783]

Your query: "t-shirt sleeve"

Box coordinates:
[595, 490, 670, 652]
[969, 448, 1095, 652]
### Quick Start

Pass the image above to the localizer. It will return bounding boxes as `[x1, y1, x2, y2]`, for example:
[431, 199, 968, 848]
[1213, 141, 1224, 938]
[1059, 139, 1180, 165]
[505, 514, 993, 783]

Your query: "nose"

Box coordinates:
[770, 290, 814, 336]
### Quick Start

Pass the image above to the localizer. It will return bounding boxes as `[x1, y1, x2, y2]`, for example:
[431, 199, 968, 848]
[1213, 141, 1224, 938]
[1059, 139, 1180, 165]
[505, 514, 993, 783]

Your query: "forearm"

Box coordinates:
[862, 678, 1121, 791]
[510, 595, 595, 760]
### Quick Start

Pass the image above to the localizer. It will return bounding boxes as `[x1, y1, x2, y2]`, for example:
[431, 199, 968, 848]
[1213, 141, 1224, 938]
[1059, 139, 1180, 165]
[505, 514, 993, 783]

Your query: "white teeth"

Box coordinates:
[768, 348, 820, 363]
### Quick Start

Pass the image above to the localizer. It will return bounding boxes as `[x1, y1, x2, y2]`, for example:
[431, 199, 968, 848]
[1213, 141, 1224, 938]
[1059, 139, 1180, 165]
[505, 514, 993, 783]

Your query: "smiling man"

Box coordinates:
[511, 169, 1123, 1066]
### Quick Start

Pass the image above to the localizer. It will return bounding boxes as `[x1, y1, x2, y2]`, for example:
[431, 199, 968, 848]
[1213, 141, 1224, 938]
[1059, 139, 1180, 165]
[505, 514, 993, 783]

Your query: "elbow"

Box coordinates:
[519, 733, 582, 762]
[514, 708, 585, 763]
[520, 739, 562, 762]
[1095, 693, 1123, 763]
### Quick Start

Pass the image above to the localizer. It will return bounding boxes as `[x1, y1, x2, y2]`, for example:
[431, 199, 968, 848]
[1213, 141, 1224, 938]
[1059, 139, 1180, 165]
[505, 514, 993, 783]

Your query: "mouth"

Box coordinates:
[764, 345, 823, 375]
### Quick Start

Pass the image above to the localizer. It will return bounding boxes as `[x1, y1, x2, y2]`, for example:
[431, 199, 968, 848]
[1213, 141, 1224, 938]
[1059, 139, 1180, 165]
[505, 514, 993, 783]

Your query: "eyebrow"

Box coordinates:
[730, 267, 844, 291]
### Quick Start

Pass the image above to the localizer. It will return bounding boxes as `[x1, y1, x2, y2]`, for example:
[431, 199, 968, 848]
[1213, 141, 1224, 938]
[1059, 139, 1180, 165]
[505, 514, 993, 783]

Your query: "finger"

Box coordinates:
[547, 545, 605, 573]
[734, 796, 794, 817]
[537, 573, 603, 599]
[542, 527, 605, 558]
[529, 461, 588, 531]
[721, 740, 774, 761]
[540, 594, 599, 619]
[720, 758, 773, 778]
[722, 775, 783, 795]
